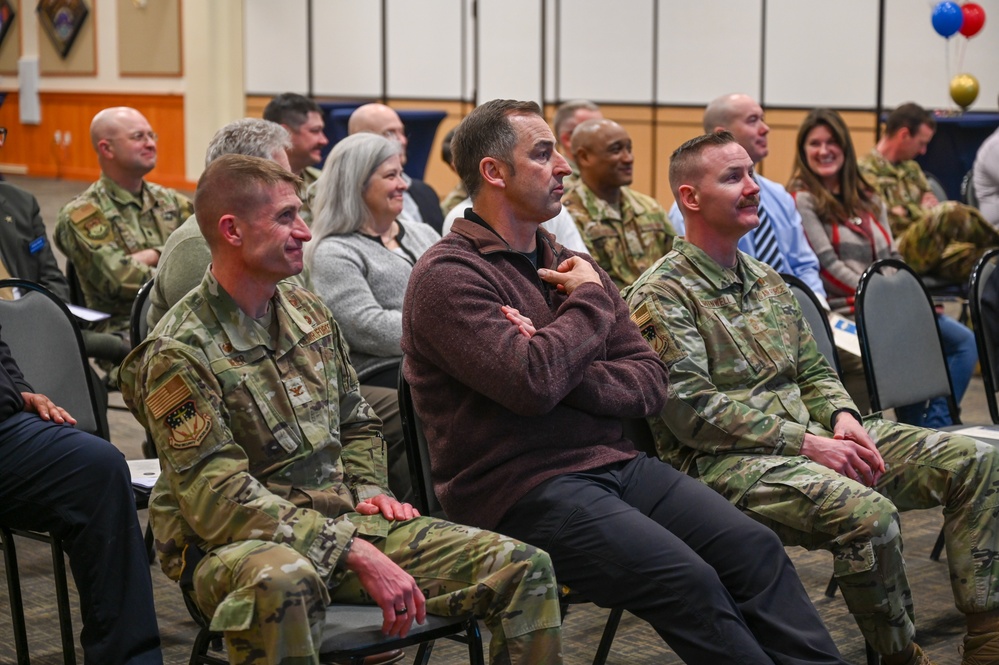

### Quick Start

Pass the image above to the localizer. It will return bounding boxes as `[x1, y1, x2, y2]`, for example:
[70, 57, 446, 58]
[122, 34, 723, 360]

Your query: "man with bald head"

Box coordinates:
[552, 99, 602, 180]
[668, 93, 826, 304]
[348, 103, 445, 233]
[55, 107, 192, 336]
[562, 117, 675, 289]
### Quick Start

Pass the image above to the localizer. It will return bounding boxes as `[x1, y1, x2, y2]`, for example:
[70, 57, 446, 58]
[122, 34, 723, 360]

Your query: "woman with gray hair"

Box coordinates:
[307, 132, 439, 502]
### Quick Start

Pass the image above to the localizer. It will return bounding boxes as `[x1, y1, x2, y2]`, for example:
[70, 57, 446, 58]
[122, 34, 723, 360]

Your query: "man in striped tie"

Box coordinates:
[668, 93, 827, 307]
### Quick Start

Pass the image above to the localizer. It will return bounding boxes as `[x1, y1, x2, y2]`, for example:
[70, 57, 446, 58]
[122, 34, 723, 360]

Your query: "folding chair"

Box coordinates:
[184, 588, 484, 665]
[398, 365, 626, 665]
[783, 273, 841, 375]
[969, 248, 999, 424]
[130, 277, 155, 348]
[0, 278, 108, 665]
[855, 259, 969, 562]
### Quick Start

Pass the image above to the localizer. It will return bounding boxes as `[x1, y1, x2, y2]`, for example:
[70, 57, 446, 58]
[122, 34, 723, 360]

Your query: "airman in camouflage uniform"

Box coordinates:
[858, 102, 999, 284]
[859, 148, 998, 282]
[55, 176, 190, 333]
[299, 166, 321, 226]
[54, 107, 191, 335]
[625, 131, 999, 664]
[562, 119, 675, 290]
[120, 155, 562, 665]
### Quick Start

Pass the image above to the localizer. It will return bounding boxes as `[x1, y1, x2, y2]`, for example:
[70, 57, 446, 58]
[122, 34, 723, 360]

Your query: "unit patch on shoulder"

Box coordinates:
[164, 400, 212, 449]
[630, 301, 687, 367]
[69, 202, 98, 224]
[147, 374, 191, 419]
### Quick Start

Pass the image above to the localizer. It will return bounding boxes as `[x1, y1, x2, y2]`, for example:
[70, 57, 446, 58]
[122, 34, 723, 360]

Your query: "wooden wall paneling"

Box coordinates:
[764, 0, 878, 108]
[557, 0, 653, 104]
[38, 0, 96, 75]
[883, 0, 999, 111]
[653, 106, 705, 207]
[477, 0, 542, 104]
[0, 92, 190, 189]
[758, 108, 877, 189]
[384, 0, 463, 100]
[244, 0, 308, 95]
[0, 0, 21, 76]
[657, 0, 763, 106]
[312, 0, 381, 98]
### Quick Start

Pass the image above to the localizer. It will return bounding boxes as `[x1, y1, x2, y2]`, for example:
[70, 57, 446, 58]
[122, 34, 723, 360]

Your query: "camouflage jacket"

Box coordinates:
[119, 270, 388, 582]
[858, 148, 930, 236]
[623, 238, 856, 488]
[54, 175, 191, 333]
[300, 166, 321, 227]
[562, 179, 675, 290]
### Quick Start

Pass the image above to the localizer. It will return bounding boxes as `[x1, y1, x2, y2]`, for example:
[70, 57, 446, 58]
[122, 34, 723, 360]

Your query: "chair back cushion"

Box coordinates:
[856, 260, 952, 410]
[786, 277, 840, 375]
[0, 280, 101, 436]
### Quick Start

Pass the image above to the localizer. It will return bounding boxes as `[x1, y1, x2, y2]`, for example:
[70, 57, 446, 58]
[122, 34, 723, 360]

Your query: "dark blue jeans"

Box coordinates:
[496, 454, 846, 665]
[0, 412, 162, 665]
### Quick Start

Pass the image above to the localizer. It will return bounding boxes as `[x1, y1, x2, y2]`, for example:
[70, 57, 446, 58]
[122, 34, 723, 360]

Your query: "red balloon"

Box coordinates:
[960, 2, 986, 37]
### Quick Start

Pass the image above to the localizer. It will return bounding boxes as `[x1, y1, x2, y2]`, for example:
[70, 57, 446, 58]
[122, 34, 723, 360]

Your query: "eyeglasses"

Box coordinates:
[0, 128, 7, 147]
[115, 130, 158, 143]
[381, 128, 408, 143]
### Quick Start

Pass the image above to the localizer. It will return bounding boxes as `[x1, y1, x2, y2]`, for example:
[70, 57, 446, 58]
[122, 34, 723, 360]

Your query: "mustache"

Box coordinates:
[738, 196, 760, 208]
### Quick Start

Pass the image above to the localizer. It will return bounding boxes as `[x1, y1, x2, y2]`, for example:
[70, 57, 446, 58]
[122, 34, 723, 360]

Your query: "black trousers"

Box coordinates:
[0, 412, 162, 665]
[497, 454, 845, 665]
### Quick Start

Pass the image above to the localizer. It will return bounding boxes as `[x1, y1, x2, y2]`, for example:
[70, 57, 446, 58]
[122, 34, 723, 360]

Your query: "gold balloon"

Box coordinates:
[950, 73, 980, 109]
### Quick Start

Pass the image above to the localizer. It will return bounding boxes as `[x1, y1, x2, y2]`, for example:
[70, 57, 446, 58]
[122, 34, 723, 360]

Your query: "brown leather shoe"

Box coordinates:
[332, 649, 405, 665]
[962, 631, 999, 665]
[882, 643, 936, 665]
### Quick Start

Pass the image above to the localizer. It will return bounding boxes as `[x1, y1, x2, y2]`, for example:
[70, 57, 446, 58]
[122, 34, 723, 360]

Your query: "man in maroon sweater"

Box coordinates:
[401, 99, 847, 665]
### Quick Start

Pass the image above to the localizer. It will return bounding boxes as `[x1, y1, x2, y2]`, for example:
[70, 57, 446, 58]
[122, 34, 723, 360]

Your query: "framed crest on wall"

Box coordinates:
[0, 0, 16, 52]
[37, 0, 89, 59]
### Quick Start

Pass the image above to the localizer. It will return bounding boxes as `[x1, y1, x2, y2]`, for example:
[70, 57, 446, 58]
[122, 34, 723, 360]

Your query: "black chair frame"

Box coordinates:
[969, 248, 999, 424]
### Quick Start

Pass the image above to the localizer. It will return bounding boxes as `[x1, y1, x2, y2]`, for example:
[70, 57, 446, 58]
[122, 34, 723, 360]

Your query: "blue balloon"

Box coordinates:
[932, 1, 964, 37]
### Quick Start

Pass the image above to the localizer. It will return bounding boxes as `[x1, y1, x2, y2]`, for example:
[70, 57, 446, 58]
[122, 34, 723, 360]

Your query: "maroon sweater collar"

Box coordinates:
[452, 210, 565, 267]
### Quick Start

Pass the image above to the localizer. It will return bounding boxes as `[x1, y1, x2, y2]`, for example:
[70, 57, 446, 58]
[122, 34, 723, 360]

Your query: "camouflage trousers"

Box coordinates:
[192, 516, 563, 665]
[702, 420, 999, 656]
[897, 201, 999, 282]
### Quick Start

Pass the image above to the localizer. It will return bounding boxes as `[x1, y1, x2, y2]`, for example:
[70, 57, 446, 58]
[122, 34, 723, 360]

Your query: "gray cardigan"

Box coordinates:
[311, 219, 440, 381]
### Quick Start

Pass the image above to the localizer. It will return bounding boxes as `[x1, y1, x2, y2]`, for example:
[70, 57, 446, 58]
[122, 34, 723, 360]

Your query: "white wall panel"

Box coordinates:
[244, 0, 308, 94]
[478, 0, 543, 104]
[558, 0, 653, 103]
[884, 0, 999, 111]
[764, 0, 878, 108]
[386, 0, 463, 99]
[311, 0, 382, 98]
[657, 0, 763, 105]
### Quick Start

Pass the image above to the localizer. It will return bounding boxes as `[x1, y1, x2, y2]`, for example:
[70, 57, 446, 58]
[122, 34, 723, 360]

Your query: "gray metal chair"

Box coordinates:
[969, 248, 999, 424]
[398, 365, 626, 665]
[0, 278, 106, 665]
[130, 277, 155, 348]
[962, 169, 980, 208]
[783, 273, 841, 375]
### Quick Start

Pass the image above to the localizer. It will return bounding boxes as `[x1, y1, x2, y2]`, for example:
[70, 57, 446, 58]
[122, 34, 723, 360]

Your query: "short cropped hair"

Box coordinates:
[668, 131, 738, 203]
[306, 133, 402, 266]
[194, 154, 301, 248]
[885, 102, 936, 138]
[452, 99, 543, 199]
[553, 99, 601, 140]
[204, 118, 291, 167]
[262, 93, 323, 131]
[440, 128, 456, 167]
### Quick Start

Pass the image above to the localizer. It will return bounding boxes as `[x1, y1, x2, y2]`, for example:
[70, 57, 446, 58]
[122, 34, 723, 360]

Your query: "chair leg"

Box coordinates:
[591, 608, 623, 665]
[1, 529, 31, 665]
[866, 640, 878, 665]
[465, 616, 485, 665]
[824, 574, 838, 598]
[144, 522, 156, 565]
[930, 526, 946, 561]
[413, 641, 435, 665]
[50, 539, 76, 665]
